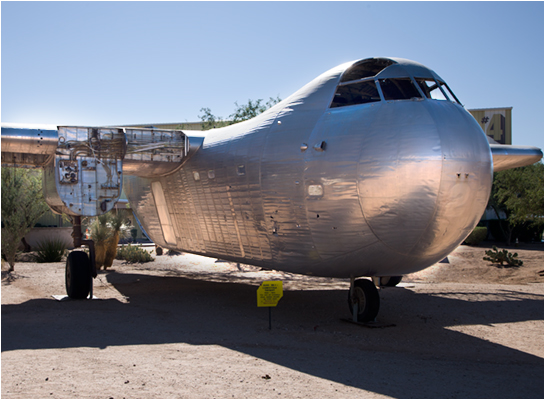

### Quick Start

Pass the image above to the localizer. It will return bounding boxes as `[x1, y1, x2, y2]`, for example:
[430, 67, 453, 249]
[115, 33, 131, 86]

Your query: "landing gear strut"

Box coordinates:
[379, 276, 403, 287]
[348, 278, 380, 323]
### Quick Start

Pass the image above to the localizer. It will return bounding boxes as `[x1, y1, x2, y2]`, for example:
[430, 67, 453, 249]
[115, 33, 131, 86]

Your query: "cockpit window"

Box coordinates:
[331, 59, 463, 109]
[340, 58, 396, 83]
[415, 78, 461, 104]
[379, 78, 422, 101]
[442, 83, 461, 104]
[330, 80, 381, 108]
[415, 78, 448, 100]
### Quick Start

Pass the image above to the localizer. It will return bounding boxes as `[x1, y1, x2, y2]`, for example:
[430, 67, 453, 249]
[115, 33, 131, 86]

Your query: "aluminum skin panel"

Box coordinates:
[122, 62, 349, 268]
[261, 108, 321, 266]
[354, 100, 491, 277]
[123, 175, 166, 248]
[304, 105, 380, 268]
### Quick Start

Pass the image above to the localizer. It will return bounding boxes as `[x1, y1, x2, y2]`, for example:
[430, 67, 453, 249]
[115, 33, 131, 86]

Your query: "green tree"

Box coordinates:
[1, 167, 50, 272]
[198, 107, 224, 130]
[489, 162, 544, 244]
[198, 96, 281, 130]
[229, 97, 282, 123]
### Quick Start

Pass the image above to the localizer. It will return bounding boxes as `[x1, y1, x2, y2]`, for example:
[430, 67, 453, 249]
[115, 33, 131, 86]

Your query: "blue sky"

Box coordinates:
[2, 1, 543, 150]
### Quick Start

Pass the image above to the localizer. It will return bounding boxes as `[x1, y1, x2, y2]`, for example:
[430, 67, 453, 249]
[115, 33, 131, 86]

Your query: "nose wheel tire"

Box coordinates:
[66, 251, 92, 299]
[380, 276, 403, 287]
[348, 279, 380, 323]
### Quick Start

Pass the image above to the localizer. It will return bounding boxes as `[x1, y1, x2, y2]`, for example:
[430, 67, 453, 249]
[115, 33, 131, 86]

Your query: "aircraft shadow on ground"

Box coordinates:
[2, 273, 543, 398]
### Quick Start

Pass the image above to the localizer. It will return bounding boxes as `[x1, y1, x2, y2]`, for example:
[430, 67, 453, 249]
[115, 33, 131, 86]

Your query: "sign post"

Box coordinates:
[257, 281, 283, 329]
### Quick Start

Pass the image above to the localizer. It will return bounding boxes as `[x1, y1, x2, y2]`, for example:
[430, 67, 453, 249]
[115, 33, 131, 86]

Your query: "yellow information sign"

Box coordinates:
[257, 281, 283, 307]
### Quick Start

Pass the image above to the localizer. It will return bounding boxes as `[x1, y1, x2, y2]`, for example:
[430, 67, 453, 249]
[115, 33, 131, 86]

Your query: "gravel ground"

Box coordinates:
[2, 243, 543, 398]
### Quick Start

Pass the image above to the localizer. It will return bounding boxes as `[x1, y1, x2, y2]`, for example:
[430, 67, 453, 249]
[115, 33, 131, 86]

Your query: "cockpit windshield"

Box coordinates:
[379, 78, 422, 101]
[330, 58, 462, 109]
[340, 58, 395, 83]
[331, 58, 394, 108]
[330, 81, 381, 108]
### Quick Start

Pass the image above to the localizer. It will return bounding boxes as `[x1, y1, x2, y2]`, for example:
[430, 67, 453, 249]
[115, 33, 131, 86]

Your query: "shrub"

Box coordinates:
[34, 238, 68, 263]
[1, 167, 49, 271]
[89, 210, 132, 270]
[89, 214, 114, 244]
[116, 244, 154, 263]
[483, 246, 523, 267]
[464, 227, 488, 246]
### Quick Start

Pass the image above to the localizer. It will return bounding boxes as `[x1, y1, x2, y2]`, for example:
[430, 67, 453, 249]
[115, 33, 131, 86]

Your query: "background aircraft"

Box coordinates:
[2, 57, 542, 322]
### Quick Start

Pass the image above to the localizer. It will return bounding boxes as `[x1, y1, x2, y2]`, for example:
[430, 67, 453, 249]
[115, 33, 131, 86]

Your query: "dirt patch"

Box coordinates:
[2, 243, 543, 398]
[405, 242, 544, 285]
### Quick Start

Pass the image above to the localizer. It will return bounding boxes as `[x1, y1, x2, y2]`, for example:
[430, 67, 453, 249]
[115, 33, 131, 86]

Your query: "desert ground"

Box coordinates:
[2, 243, 543, 398]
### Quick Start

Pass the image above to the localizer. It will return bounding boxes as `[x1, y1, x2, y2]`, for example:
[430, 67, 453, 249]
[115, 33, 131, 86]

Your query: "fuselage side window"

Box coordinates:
[379, 78, 422, 101]
[330, 80, 381, 108]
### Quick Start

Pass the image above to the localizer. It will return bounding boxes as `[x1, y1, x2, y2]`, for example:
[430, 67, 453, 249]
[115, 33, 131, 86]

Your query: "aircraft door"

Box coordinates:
[260, 108, 320, 268]
[303, 106, 379, 269]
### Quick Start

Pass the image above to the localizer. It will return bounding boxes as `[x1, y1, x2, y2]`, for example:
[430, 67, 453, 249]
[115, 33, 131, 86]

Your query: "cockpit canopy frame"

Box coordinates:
[330, 57, 461, 109]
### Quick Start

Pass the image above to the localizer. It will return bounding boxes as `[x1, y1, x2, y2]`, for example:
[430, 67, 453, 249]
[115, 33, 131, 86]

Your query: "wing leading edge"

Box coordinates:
[490, 144, 543, 172]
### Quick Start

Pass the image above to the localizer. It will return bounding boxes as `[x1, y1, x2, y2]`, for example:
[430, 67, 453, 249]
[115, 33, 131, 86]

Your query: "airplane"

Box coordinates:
[2, 57, 542, 322]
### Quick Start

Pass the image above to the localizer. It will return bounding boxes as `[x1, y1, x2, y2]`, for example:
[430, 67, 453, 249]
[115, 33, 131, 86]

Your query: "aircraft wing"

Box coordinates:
[489, 144, 543, 172]
[1, 123, 205, 172]
[1, 123, 203, 217]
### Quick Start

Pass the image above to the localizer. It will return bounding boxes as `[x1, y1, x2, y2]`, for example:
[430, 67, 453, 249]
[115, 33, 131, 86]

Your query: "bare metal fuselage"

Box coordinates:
[2, 57, 541, 279]
[124, 62, 493, 278]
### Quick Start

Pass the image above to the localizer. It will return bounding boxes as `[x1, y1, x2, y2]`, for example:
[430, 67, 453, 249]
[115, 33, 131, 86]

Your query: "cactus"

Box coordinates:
[483, 246, 523, 267]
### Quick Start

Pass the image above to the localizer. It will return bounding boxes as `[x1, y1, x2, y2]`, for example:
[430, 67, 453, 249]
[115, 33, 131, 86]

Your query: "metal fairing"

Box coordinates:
[1, 124, 58, 167]
[122, 58, 495, 278]
[490, 144, 543, 172]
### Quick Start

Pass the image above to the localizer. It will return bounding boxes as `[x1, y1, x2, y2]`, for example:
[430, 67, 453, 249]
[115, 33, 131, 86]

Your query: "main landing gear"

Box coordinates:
[65, 216, 97, 300]
[348, 278, 380, 323]
[66, 251, 92, 299]
[347, 276, 403, 322]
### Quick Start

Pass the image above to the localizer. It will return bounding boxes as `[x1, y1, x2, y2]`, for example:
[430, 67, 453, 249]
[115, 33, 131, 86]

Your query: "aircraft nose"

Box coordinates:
[357, 101, 492, 264]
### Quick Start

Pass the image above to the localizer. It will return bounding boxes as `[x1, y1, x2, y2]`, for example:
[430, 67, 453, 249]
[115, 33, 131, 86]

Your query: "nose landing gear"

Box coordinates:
[348, 278, 380, 323]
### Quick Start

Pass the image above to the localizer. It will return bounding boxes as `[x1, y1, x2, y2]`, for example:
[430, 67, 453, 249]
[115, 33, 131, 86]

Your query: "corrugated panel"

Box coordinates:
[468, 108, 512, 144]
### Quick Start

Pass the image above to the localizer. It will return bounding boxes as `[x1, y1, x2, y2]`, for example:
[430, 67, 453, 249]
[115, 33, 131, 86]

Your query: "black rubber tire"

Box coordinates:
[347, 279, 380, 322]
[66, 251, 91, 299]
[380, 276, 403, 287]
